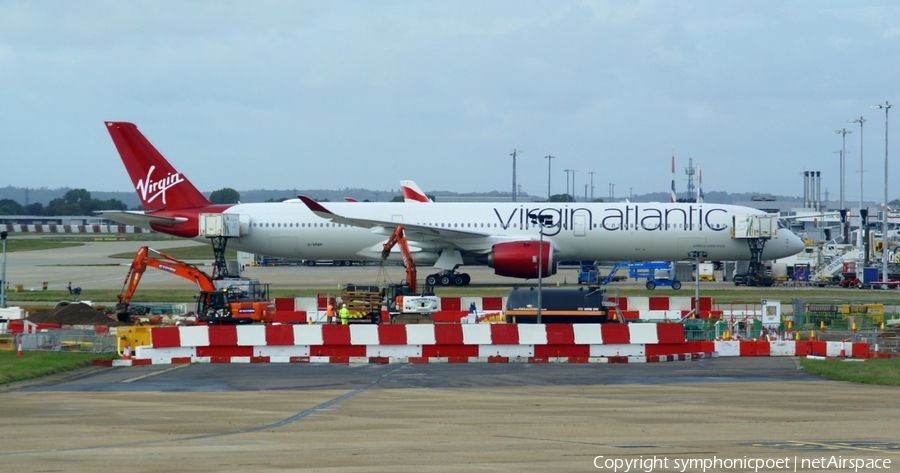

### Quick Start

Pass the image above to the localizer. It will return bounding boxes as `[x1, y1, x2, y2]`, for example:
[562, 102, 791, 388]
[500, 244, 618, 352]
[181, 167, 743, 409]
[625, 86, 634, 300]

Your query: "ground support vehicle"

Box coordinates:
[583, 262, 681, 290]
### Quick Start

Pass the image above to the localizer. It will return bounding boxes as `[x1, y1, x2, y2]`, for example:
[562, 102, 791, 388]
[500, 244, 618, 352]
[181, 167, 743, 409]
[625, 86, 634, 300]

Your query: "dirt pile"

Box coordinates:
[26, 304, 126, 326]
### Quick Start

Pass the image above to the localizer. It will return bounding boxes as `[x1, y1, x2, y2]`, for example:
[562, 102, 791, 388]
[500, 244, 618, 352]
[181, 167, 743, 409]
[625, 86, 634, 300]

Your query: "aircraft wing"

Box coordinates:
[297, 196, 487, 241]
[96, 210, 188, 227]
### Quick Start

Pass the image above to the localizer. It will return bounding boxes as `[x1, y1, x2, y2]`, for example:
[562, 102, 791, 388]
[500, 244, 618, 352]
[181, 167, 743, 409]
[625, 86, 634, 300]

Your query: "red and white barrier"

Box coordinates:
[1, 224, 148, 234]
[713, 340, 870, 358]
[120, 323, 711, 365]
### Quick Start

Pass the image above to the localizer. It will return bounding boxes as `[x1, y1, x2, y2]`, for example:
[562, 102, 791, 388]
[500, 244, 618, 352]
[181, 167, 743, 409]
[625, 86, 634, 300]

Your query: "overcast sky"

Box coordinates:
[1, 1, 898, 202]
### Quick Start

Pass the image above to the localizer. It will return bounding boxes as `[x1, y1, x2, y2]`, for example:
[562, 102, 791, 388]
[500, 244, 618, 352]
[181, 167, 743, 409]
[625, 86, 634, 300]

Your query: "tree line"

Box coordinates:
[0, 187, 248, 216]
[0, 189, 129, 216]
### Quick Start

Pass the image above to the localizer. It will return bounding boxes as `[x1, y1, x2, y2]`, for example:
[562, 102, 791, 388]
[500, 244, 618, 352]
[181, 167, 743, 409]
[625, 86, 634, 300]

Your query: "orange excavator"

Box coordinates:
[380, 225, 438, 317]
[115, 246, 272, 324]
[381, 224, 419, 293]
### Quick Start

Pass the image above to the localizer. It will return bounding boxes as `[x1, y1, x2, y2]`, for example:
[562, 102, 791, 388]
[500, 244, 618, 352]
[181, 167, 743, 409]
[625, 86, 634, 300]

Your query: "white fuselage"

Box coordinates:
[216, 201, 805, 266]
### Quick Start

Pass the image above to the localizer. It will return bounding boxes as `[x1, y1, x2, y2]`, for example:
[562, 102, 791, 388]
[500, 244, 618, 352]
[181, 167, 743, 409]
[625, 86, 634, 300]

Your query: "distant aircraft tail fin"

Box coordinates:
[105, 122, 212, 210]
[400, 180, 433, 203]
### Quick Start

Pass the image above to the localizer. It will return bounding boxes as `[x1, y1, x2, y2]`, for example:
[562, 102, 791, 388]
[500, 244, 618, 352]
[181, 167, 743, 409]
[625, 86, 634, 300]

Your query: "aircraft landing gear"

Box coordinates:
[426, 271, 471, 287]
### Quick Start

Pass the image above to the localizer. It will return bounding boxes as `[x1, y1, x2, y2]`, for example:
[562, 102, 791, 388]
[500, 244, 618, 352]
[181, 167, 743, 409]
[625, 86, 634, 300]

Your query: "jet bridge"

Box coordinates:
[732, 215, 775, 286]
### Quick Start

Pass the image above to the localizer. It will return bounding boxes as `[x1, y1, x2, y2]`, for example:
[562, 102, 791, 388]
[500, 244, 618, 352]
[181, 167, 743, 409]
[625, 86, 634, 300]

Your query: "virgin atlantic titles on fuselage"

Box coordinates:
[99, 121, 805, 286]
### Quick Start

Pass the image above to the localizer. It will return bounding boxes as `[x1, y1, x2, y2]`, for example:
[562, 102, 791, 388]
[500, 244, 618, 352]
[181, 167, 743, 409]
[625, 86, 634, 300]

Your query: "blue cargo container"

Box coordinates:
[863, 267, 879, 285]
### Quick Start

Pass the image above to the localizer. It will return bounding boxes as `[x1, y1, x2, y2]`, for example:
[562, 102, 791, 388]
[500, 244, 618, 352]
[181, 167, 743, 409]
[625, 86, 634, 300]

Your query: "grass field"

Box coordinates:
[0, 233, 233, 260]
[2, 233, 184, 253]
[799, 357, 900, 385]
[0, 349, 117, 385]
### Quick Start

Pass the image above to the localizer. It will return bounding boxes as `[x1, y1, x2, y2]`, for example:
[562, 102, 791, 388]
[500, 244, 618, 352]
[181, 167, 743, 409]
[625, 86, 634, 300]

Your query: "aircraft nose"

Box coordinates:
[784, 229, 805, 256]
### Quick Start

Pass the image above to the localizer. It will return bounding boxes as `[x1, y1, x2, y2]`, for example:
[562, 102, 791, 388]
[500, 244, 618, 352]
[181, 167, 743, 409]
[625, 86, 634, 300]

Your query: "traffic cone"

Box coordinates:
[122, 344, 132, 360]
[17, 341, 23, 357]
[881, 321, 885, 333]
[794, 331, 800, 341]
[839, 346, 846, 357]
[810, 330, 815, 341]
[819, 319, 825, 332]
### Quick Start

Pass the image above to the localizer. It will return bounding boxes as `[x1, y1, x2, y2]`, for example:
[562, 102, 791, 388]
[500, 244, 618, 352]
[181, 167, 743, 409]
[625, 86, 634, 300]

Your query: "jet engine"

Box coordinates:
[485, 241, 556, 279]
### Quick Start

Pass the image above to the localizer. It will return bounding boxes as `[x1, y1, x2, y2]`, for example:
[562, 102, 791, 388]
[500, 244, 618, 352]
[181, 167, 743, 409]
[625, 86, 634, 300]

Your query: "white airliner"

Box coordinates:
[100, 122, 805, 286]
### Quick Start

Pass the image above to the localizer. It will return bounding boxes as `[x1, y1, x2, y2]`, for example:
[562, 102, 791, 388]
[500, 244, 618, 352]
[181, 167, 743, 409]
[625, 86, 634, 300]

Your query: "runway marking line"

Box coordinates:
[120, 363, 191, 383]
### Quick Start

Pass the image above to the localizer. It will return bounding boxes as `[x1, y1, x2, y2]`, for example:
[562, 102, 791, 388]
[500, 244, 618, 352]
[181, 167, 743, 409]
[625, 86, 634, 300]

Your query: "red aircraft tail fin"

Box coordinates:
[105, 122, 212, 210]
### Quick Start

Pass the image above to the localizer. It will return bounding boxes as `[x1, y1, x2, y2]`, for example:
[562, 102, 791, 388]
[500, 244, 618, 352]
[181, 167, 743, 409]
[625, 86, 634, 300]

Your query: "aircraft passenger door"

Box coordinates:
[573, 215, 586, 237]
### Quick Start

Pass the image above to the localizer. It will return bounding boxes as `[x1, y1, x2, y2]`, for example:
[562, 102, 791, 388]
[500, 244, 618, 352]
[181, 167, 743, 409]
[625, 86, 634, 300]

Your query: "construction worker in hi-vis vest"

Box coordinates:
[339, 304, 350, 325]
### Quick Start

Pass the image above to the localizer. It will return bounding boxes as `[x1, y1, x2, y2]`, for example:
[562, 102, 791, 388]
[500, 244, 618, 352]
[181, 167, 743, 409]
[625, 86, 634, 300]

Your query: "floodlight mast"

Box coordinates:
[834, 127, 852, 212]
[510, 149, 522, 203]
[872, 102, 892, 283]
[850, 117, 866, 216]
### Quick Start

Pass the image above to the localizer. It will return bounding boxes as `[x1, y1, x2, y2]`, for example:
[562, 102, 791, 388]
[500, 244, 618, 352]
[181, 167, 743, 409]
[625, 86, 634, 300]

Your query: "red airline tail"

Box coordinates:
[105, 122, 212, 211]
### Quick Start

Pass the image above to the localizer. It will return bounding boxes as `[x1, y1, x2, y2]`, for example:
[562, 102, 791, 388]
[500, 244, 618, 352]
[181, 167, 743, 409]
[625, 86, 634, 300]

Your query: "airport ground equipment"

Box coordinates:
[731, 214, 775, 287]
[792, 299, 887, 330]
[504, 286, 612, 324]
[627, 262, 682, 290]
[582, 261, 681, 290]
[697, 262, 715, 281]
[577, 262, 625, 285]
[115, 246, 271, 324]
[380, 225, 439, 319]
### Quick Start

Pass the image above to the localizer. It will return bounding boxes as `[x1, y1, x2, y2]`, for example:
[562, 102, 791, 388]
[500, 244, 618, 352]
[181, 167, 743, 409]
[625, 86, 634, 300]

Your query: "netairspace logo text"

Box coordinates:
[592, 455, 892, 472]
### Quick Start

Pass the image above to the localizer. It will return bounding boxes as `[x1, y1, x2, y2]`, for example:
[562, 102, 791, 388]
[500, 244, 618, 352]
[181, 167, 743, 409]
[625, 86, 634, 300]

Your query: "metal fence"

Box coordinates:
[14, 329, 117, 354]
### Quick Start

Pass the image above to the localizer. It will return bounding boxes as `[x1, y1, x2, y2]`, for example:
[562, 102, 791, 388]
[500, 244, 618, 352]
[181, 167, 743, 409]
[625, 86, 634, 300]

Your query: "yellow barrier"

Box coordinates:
[115, 326, 153, 356]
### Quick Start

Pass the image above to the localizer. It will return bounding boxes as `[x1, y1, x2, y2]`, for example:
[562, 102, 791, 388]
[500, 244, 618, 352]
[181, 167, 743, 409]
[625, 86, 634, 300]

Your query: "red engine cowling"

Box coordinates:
[486, 241, 556, 278]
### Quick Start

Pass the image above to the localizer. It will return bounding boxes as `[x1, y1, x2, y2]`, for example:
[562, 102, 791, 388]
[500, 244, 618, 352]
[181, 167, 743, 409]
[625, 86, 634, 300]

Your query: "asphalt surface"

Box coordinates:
[2, 240, 899, 472]
[1, 359, 899, 472]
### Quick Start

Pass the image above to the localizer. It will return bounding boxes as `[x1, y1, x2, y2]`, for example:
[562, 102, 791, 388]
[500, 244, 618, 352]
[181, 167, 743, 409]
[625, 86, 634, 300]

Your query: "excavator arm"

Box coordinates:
[382, 224, 417, 293]
[115, 246, 218, 320]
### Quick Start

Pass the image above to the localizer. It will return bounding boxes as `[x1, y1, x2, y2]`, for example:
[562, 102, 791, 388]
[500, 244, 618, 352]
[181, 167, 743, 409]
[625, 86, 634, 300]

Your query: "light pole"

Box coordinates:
[834, 149, 845, 211]
[872, 101, 892, 283]
[571, 170, 577, 202]
[510, 149, 522, 202]
[529, 213, 554, 324]
[545, 155, 555, 201]
[1, 231, 7, 309]
[564, 169, 572, 202]
[588, 171, 595, 201]
[688, 251, 707, 319]
[835, 128, 852, 212]
[850, 117, 866, 216]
